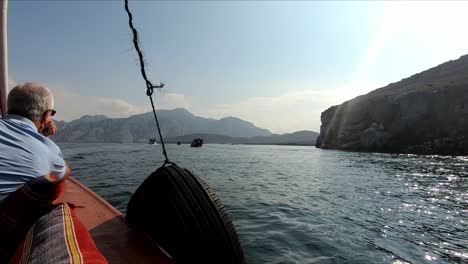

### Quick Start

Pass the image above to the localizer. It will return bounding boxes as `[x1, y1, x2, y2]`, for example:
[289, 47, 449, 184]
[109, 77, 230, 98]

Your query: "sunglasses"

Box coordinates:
[45, 109, 56, 116]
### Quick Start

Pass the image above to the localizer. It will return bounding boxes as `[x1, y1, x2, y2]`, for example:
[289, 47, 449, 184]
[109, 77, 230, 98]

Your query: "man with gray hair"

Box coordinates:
[0, 83, 70, 198]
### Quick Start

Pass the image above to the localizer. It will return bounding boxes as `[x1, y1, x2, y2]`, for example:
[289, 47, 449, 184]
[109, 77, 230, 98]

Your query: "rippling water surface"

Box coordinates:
[58, 143, 467, 264]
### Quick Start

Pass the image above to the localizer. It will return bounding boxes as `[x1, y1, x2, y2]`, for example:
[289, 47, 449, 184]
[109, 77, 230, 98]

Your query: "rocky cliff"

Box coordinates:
[315, 55, 468, 155]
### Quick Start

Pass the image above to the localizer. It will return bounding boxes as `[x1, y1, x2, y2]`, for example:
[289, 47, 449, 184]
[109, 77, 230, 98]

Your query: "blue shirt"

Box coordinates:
[0, 115, 66, 197]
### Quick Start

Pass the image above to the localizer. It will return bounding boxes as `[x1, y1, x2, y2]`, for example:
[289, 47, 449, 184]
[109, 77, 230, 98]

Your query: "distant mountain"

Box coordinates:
[52, 108, 272, 143]
[165, 130, 319, 146]
[242, 130, 319, 145]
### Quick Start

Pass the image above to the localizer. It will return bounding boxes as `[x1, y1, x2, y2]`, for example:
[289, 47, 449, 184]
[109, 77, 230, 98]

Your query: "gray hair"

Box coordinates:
[7, 83, 54, 120]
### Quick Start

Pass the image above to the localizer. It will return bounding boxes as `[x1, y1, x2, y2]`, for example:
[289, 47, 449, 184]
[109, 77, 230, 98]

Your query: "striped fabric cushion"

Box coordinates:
[0, 176, 62, 261]
[10, 203, 108, 264]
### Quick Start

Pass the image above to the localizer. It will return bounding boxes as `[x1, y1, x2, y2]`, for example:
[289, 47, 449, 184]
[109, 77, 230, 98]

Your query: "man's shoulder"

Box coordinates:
[42, 137, 62, 154]
[0, 116, 62, 156]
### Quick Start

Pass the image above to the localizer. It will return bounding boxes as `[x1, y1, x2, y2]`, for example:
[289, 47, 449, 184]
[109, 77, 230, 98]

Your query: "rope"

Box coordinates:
[124, 0, 171, 165]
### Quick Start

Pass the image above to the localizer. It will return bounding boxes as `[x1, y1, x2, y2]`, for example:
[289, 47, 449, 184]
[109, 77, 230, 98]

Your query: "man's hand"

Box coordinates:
[39, 120, 57, 137]
[46, 161, 71, 183]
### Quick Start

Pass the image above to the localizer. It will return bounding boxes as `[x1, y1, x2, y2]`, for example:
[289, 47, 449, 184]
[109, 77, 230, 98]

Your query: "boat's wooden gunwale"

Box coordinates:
[56, 177, 174, 264]
[66, 177, 122, 217]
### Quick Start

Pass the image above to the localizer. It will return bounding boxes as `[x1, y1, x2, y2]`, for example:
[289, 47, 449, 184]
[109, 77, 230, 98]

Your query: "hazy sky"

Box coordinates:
[7, 1, 468, 133]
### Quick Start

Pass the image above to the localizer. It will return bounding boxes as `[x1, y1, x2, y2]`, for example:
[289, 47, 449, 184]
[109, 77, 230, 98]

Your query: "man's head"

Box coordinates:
[7, 83, 55, 122]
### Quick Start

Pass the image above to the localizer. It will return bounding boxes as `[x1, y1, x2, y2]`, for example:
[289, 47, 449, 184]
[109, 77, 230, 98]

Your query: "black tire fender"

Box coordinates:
[126, 164, 246, 264]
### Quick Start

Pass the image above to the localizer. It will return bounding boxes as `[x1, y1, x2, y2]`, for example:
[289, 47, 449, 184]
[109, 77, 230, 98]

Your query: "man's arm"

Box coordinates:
[60, 161, 71, 182]
[42, 118, 70, 182]
[45, 161, 70, 183]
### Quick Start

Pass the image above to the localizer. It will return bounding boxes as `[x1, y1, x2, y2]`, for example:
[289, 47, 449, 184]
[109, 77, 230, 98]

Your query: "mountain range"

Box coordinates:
[52, 108, 318, 145]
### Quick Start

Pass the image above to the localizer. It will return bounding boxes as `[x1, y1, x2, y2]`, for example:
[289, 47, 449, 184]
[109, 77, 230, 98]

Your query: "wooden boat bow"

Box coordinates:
[56, 177, 174, 264]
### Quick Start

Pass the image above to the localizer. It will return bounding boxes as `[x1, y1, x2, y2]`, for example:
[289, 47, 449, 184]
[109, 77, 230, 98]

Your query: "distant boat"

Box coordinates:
[191, 138, 203, 147]
[148, 138, 158, 145]
[177, 141, 181, 145]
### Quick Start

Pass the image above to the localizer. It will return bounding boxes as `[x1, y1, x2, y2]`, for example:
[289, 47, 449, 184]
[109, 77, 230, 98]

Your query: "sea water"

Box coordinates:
[58, 143, 467, 264]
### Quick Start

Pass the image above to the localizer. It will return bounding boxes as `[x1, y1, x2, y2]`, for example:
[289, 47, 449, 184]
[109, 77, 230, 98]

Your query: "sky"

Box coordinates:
[6, 1, 468, 133]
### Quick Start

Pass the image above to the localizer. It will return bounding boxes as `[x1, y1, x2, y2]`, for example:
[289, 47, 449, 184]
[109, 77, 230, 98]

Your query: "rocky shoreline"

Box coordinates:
[316, 55, 468, 156]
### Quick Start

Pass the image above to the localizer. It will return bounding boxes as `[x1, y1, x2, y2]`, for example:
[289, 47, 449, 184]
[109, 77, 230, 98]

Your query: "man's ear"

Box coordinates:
[36, 114, 47, 131]
[40, 111, 48, 122]
[37, 123, 44, 133]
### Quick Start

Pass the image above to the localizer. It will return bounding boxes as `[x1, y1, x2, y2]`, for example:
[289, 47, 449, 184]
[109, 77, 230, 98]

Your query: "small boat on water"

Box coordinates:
[191, 138, 203, 147]
[149, 138, 158, 145]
